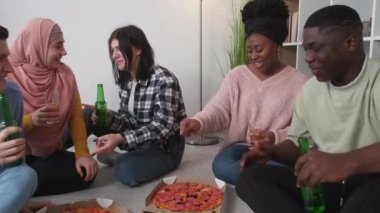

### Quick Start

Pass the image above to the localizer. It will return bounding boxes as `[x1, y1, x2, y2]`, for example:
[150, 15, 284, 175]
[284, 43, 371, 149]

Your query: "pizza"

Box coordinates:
[152, 182, 223, 212]
[63, 207, 114, 213]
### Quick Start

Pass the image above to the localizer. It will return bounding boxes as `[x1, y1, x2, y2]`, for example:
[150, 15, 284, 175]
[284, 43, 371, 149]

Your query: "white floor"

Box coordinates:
[33, 136, 252, 213]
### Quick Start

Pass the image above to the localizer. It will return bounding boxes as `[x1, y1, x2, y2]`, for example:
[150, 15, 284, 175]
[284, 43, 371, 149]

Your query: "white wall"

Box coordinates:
[0, 0, 237, 117]
[202, 0, 235, 108]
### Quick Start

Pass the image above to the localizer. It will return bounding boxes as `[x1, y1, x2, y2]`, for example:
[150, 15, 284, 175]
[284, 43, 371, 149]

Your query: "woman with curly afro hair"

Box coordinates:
[180, 0, 307, 185]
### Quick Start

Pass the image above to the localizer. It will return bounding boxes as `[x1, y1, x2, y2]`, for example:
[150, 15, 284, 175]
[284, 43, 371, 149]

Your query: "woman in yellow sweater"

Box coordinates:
[7, 18, 98, 196]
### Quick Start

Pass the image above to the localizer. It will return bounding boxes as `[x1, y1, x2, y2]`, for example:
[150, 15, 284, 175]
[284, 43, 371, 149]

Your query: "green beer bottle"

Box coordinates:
[298, 136, 325, 213]
[95, 84, 107, 136]
[0, 93, 23, 167]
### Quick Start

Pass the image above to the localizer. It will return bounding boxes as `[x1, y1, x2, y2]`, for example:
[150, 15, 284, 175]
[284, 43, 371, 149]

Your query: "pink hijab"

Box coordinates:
[7, 18, 77, 157]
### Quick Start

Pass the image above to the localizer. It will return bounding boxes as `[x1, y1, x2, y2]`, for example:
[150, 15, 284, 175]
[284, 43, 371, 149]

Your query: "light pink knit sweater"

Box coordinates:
[193, 65, 307, 147]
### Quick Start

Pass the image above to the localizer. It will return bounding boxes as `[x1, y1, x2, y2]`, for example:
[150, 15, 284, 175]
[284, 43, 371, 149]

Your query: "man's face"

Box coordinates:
[0, 40, 13, 92]
[302, 27, 349, 84]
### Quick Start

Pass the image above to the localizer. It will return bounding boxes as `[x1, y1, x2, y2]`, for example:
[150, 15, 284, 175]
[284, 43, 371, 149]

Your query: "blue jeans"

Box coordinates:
[114, 133, 185, 187]
[0, 163, 37, 213]
[212, 143, 249, 185]
[212, 143, 284, 185]
[80, 107, 185, 186]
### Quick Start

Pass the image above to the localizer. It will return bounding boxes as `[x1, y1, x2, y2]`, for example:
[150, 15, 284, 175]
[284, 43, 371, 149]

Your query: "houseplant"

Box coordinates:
[219, 0, 249, 77]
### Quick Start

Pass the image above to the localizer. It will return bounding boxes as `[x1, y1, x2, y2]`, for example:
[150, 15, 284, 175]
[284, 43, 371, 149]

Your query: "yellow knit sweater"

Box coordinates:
[23, 92, 90, 159]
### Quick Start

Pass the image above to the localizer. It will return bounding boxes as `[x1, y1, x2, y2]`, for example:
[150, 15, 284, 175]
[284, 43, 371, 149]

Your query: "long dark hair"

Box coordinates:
[108, 25, 154, 88]
[0, 25, 9, 40]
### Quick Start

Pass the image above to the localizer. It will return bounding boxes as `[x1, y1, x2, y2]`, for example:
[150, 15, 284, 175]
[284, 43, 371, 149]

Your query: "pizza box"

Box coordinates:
[143, 176, 226, 213]
[36, 198, 129, 213]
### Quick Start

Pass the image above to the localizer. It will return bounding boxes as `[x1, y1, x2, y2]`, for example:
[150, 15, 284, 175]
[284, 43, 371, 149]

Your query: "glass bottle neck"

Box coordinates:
[96, 85, 105, 102]
[0, 93, 16, 127]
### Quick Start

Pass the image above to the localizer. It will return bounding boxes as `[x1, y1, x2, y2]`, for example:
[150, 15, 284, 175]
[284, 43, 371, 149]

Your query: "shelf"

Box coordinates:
[283, 42, 301, 47]
[282, 0, 380, 71]
[372, 40, 380, 58]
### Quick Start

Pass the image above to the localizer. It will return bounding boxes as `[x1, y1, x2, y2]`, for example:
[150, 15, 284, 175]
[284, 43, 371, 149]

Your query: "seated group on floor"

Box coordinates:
[1, 1, 380, 213]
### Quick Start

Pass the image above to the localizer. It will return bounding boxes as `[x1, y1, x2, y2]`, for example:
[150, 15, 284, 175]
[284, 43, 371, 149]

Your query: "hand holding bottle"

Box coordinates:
[296, 136, 325, 213]
[0, 127, 25, 166]
[0, 93, 25, 167]
[90, 109, 113, 125]
[295, 150, 352, 187]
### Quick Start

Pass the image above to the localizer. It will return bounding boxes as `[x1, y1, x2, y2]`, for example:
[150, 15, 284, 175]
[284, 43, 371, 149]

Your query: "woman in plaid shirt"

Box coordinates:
[89, 25, 187, 186]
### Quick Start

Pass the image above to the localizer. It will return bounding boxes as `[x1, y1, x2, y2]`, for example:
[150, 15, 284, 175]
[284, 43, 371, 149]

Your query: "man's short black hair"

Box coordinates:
[0, 25, 9, 40]
[304, 5, 362, 32]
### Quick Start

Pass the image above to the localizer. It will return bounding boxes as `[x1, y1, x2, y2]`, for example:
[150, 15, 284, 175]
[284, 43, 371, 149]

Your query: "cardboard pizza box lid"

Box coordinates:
[36, 198, 130, 213]
[143, 176, 226, 213]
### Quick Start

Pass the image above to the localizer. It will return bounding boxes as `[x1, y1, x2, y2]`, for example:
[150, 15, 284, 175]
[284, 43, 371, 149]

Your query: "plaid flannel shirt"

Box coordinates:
[109, 65, 186, 150]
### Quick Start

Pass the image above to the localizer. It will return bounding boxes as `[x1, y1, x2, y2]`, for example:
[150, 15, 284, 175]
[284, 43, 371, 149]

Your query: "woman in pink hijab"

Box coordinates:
[7, 18, 98, 196]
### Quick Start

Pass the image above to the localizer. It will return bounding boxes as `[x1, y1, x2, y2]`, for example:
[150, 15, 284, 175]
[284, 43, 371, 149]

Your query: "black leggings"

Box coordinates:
[26, 150, 94, 196]
[236, 164, 380, 213]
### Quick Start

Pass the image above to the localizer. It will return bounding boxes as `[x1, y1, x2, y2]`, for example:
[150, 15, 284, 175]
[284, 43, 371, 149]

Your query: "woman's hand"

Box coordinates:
[90, 110, 97, 125]
[75, 156, 98, 182]
[180, 118, 201, 137]
[31, 105, 60, 127]
[90, 109, 113, 125]
[248, 129, 275, 151]
[94, 133, 124, 154]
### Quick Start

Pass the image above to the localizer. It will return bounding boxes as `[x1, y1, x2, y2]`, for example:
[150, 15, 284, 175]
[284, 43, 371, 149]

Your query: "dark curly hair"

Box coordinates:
[241, 0, 289, 44]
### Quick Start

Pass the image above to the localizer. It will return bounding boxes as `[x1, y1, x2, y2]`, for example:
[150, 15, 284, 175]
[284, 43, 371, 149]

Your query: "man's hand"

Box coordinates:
[180, 118, 201, 137]
[295, 151, 353, 188]
[0, 127, 25, 166]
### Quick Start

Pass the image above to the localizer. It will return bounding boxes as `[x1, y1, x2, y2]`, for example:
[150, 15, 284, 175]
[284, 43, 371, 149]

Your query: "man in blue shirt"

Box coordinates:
[0, 25, 38, 213]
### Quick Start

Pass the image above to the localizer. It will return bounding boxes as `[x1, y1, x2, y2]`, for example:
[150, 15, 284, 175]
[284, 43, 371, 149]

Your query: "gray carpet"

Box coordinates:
[33, 135, 252, 213]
